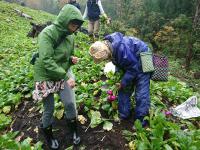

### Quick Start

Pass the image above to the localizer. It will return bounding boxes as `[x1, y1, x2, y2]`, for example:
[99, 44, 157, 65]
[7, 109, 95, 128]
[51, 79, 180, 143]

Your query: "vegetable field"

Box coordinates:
[0, 1, 200, 150]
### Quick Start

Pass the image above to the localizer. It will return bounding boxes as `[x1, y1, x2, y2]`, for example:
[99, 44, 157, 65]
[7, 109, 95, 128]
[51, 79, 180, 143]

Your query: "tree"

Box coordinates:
[171, 14, 192, 58]
[185, 0, 200, 70]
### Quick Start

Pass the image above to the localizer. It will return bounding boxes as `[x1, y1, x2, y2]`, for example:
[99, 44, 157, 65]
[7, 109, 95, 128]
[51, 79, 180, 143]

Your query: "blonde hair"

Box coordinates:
[89, 41, 111, 63]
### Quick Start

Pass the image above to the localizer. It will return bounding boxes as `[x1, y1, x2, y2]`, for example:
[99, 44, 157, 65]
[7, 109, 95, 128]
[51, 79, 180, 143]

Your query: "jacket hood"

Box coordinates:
[104, 32, 124, 50]
[54, 4, 84, 32]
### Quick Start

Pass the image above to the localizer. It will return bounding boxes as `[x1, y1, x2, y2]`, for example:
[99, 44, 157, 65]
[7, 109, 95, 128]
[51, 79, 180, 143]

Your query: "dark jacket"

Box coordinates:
[69, 1, 81, 10]
[87, 0, 100, 21]
[104, 32, 149, 87]
[105, 32, 151, 121]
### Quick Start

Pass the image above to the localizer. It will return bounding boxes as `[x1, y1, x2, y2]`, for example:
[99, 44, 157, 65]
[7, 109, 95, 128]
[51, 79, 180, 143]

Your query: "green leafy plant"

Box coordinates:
[0, 113, 12, 130]
[89, 110, 103, 128]
[0, 132, 43, 150]
[123, 110, 200, 150]
[150, 76, 195, 105]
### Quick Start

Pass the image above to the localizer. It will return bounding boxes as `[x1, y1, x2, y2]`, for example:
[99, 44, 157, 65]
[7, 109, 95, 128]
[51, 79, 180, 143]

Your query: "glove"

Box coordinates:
[116, 83, 122, 90]
[103, 13, 108, 19]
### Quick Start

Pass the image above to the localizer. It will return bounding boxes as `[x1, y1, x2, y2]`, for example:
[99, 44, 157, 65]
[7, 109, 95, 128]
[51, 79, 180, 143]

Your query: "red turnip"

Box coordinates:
[107, 95, 117, 102]
[164, 111, 172, 116]
[107, 90, 113, 95]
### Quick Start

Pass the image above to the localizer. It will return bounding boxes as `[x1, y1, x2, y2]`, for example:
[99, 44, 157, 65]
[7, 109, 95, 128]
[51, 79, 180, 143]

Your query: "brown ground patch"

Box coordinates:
[11, 100, 133, 150]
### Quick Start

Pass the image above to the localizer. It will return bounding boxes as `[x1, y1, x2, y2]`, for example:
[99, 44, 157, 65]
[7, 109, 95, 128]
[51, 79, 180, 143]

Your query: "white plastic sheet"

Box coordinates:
[172, 96, 200, 119]
[104, 62, 116, 74]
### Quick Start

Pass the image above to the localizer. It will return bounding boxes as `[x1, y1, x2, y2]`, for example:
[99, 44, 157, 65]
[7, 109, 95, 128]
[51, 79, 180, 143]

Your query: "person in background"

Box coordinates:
[89, 32, 151, 128]
[32, 5, 84, 150]
[83, 0, 107, 39]
[68, 0, 81, 10]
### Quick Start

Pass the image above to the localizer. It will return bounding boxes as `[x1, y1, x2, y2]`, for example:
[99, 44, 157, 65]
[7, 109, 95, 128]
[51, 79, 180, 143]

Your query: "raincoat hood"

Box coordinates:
[54, 4, 84, 32]
[104, 32, 123, 50]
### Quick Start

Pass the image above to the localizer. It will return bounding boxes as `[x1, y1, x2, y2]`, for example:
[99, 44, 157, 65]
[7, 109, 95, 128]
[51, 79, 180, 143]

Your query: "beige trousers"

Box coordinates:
[88, 20, 100, 36]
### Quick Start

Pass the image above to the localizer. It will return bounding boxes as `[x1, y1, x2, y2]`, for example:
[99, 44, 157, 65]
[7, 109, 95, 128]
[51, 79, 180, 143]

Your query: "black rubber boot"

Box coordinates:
[94, 34, 99, 39]
[40, 124, 59, 150]
[88, 33, 94, 43]
[66, 118, 81, 145]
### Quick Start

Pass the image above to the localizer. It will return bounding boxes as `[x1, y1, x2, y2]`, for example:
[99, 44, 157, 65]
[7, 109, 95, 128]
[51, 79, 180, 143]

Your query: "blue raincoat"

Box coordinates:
[104, 32, 151, 122]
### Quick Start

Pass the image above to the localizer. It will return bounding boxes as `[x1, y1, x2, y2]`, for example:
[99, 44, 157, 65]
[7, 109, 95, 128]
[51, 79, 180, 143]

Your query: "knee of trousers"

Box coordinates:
[43, 107, 54, 115]
[65, 101, 76, 109]
[134, 101, 150, 119]
[135, 90, 150, 104]
[64, 102, 77, 116]
[118, 95, 131, 118]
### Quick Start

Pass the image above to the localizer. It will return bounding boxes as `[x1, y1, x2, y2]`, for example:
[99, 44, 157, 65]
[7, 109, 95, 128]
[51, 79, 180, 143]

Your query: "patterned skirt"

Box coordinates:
[32, 80, 65, 101]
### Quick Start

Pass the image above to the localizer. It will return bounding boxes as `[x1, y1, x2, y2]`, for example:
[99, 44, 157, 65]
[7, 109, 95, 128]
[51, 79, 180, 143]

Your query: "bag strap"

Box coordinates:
[53, 34, 66, 49]
[30, 35, 67, 65]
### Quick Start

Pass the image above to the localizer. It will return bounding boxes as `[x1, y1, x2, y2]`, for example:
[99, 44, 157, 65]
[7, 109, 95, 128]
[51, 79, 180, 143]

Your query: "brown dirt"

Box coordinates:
[11, 100, 133, 150]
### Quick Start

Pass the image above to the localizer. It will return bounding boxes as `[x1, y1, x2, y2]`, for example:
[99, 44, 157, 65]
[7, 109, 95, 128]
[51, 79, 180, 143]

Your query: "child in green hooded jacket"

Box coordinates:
[32, 4, 84, 149]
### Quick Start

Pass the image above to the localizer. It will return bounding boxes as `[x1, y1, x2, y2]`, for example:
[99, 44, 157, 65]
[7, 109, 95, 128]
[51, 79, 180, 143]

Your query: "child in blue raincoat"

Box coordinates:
[89, 32, 151, 127]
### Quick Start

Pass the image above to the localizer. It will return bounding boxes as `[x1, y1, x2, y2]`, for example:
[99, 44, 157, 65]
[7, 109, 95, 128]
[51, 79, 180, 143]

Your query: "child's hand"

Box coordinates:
[71, 56, 79, 64]
[67, 78, 75, 88]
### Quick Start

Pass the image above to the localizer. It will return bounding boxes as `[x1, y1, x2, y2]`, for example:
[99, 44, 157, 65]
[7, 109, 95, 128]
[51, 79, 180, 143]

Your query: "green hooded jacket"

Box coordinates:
[34, 4, 84, 82]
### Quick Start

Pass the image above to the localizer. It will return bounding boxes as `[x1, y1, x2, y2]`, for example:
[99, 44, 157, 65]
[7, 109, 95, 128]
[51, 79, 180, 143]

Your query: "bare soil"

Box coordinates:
[11, 100, 133, 150]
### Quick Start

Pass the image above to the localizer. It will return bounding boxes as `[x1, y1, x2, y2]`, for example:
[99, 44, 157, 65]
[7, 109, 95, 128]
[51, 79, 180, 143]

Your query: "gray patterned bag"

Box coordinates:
[151, 54, 168, 81]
